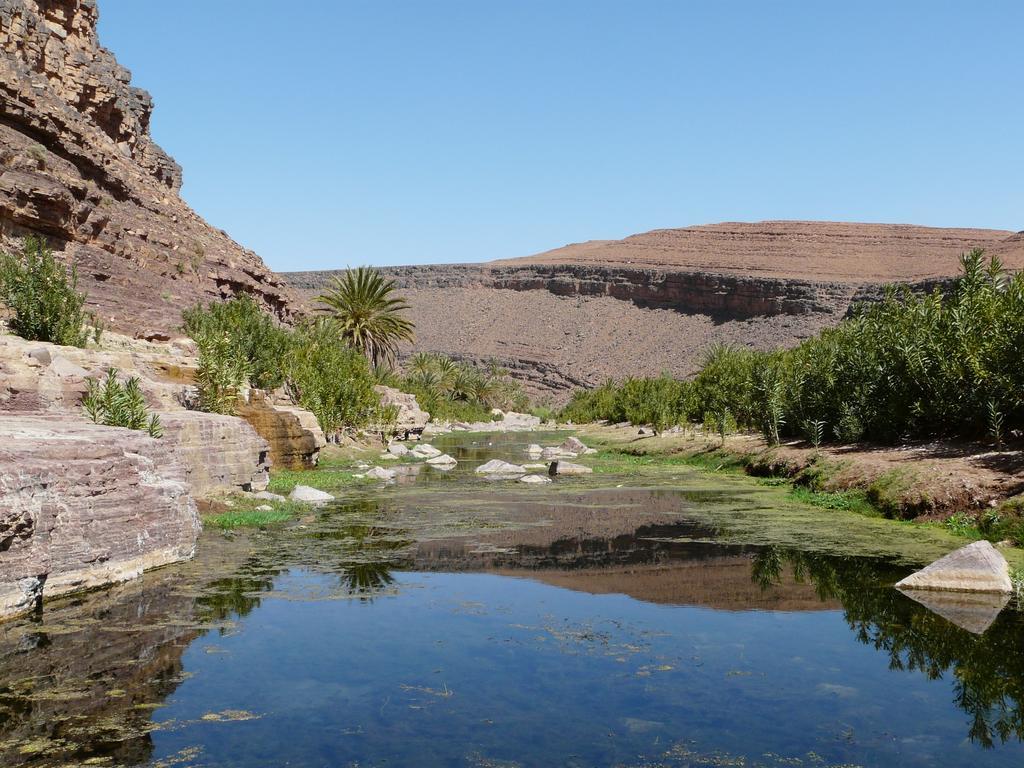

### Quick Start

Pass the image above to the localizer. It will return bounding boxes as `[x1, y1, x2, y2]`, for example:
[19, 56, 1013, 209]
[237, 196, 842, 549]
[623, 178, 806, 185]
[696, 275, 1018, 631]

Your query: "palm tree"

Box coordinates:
[317, 266, 415, 367]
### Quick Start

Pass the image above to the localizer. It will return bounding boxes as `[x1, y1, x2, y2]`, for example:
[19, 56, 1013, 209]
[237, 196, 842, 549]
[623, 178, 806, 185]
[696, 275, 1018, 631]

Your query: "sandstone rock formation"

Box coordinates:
[375, 385, 429, 434]
[0, 415, 200, 619]
[286, 222, 1024, 401]
[158, 410, 270, 496]
[237, 389, 326, 470]
[895, 541, 1013, 594]
[0, 0, 300, 335]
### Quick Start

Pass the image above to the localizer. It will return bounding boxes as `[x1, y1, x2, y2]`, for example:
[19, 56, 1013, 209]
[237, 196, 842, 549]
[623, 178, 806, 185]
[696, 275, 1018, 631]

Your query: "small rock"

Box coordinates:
[288, 485, 335, 503]
[253, 491, 286, 502]
[560, 436, 588, 453]
[49, 355, 88, 379]
[411, 443, 442, 459]
[475, 459, 527, 475]
[365, 466, 397, 481]
[256, 504, 273, 511]
[27, 347, 51, 367]
[387, 443, 410, 457]
[525, 443, 543, 457]
[426, 453, 457, 467]
[541, 447, 576, 460]
[379, 453, 400, 461]
[549, 460, 593, 476]
[520, 474, 552, 484]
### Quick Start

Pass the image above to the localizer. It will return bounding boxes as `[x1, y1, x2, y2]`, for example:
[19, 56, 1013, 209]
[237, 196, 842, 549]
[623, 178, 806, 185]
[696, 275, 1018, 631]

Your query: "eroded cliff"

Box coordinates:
[0, 0, 299, 335]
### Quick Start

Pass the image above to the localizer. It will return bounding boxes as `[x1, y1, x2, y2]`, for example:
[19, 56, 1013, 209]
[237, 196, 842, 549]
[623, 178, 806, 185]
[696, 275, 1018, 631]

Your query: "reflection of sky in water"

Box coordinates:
[151, 570, 1024, 768]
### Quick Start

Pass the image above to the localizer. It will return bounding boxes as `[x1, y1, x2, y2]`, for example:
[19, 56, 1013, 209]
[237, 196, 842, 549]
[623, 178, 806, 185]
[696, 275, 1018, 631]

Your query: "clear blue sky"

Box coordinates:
[97, 1, 1023, 272]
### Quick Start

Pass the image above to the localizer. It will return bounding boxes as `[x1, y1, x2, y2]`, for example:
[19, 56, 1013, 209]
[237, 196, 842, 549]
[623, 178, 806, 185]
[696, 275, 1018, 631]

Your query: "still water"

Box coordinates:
[1, 433, 1023, 767]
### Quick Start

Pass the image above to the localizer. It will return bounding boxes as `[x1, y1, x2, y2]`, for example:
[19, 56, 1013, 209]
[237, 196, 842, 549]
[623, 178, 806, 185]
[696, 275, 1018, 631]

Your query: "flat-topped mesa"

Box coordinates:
[0, 0, 301, 336]
[284, 221, 1024, 402]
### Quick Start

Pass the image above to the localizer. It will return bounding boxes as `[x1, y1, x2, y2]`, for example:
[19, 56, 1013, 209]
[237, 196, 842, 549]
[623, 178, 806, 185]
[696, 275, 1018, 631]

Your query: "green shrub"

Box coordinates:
[284, 318, 378, 434]
[195, 331, 250, 415]
[0, 236, 99, 347]
[393, 352, 528, 423]
[83, 368, 162, 437]
[183, 295, 293, 389]
[559, 250, 1024, 446]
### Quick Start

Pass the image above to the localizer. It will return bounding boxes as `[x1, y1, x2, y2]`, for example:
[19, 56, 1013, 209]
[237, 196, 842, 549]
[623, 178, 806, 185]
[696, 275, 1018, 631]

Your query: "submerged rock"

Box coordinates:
[895, 541, 1012, 594]
[549, 460, 593, 476]
[475, 460, 527, 476]
[288, 485, 335, 503]
[525, 444, 543, 457]
[364, 467, 397, 481]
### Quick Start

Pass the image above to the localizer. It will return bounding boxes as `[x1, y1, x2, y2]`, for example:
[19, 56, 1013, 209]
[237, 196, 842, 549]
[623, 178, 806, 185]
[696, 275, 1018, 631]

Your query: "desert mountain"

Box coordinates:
[286, 221, 1024, 403]
[0, 0, 299, 337]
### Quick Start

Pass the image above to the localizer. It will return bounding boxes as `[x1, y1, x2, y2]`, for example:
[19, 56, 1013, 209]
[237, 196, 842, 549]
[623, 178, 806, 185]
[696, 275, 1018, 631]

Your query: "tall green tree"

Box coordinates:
[317, 266, 415, 367]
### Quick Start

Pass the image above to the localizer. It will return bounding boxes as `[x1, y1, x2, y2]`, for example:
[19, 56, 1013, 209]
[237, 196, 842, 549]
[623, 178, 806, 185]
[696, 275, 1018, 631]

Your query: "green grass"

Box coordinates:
[265, 447, 379, 495]
[202, 498, 308, 529]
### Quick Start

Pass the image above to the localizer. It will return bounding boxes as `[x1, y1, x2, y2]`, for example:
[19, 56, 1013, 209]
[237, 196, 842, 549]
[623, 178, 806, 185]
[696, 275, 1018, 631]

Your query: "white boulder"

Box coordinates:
[411, 443, 443, 459]
[288, 485, 335, 503]
[895, 540, 1012, 594]
[519, 474, 552, 484]
[549, 460, 593, 476]
[475, 460, 527, 476]
[387, 443, 410, 457]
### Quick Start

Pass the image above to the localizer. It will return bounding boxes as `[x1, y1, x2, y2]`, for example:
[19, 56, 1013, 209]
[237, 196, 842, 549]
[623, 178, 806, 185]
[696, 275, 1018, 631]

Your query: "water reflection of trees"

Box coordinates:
[752, 547, 1024, 748]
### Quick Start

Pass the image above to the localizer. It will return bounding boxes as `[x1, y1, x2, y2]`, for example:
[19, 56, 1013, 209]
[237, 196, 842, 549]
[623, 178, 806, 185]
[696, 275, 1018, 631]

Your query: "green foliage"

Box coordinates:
[562, 375, 687, 430]
[944, 511, 978, 538]
[317, 266, 415, 367]
[0, 236, 99, 347]
[560, 251, 1024, 446]
[394, 352, 528, 422]
[182, 295, 293, 389]
[195, 331, 250, 415]
[284, 318, 378, 434]
[82, 368, 163, 437]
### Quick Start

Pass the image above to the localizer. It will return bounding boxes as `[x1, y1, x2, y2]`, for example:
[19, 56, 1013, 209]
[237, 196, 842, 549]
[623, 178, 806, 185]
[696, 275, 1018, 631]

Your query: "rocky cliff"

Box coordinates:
[0, 0, 299, 335]
[285, 222, 1024, 401]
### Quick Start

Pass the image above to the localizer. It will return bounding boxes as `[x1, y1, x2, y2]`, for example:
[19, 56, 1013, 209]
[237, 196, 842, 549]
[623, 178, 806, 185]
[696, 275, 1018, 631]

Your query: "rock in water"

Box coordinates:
[411, 444, 442, 459]
[549, 460, 593, 476]
[560, 436, 589, 453]
[288, 485, 335, 503]
[387, 443, 410, 457]
[519, 474, 552, 484]
[426, 454, 457, 467]
[475, 460, 527, 475]
[364, 467, 397, 481]
[895, 540, 1012, 594]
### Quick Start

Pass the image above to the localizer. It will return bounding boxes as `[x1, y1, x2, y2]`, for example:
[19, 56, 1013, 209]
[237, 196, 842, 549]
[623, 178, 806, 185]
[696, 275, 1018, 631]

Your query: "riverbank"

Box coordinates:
[578, 422, 1024, 556]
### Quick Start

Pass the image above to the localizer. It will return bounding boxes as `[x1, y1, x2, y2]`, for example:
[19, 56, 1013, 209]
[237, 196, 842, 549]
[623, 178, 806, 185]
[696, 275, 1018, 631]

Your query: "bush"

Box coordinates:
[560, 250, 1024, 447]
[394, 353, 528, 422]
[0, 236, 99, 347]
[284, 319, 379, 434]
[82, 368, 162, 437]
[195, 331, 250, 415]
[182, 295, 293, 389]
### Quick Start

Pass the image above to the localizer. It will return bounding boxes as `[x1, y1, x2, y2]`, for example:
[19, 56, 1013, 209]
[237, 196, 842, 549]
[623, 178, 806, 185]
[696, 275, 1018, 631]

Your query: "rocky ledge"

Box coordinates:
[0, 416, 200, 619]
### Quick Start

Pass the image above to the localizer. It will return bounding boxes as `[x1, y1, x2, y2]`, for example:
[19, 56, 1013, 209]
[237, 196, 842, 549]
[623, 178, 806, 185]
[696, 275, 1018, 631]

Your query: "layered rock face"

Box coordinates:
[159, 411, 271, 495]
[0, 416, 200, 618]
[0, 0, 299, 335]
[286, 222, 1024, 401]
[237, 389, 326, 471]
